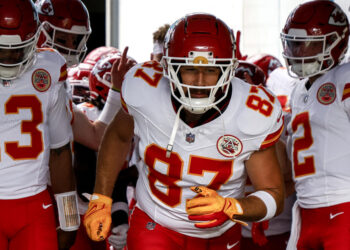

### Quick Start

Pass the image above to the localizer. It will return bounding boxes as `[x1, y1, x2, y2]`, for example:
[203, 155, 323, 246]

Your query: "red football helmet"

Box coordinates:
[235, 61, 266, 86]
[281, 0, 349, 78]
[89, 53, 122, 104]
[83, 46, 120, 66]
[67, 63, 93, 104]
[162, 13, 238, 114]
[0, 0, 41, 80]
[36, 0, 91, 67]
[247, 54, 282, 78]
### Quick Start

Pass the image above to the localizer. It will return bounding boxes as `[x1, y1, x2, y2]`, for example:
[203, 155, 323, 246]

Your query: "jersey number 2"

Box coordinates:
[292, 112, 315, 177]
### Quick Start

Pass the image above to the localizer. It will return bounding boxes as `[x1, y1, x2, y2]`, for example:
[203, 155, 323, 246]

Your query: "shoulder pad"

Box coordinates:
[237, 85, 282, 135]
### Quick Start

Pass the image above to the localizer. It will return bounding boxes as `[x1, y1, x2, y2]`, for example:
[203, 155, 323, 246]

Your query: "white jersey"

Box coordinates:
[266, 67, 297, 113]
[287, 62, 350, 208]
[121, 61, 284, 238]
[0, 49, 72, 199]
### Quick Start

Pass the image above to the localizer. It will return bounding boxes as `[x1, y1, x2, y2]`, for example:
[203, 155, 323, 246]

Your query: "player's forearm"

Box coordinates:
[235, 187, 284, 221]
[94, 126, 132, 197]
[73, 109, 107, 151]
[49, 143, 76, 193]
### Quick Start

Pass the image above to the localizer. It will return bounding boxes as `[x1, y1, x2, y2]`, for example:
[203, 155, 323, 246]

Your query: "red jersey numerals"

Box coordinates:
[145, 144, 233, 207]
[246, 85, 275, 116]
[145, 144, 183, 207]
[134, 61, 163, 87]
[3, 95, 44, 160]
[292, 112, 315, 178]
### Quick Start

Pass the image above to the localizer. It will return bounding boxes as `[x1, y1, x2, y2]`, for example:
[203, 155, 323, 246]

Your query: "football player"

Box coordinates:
[280, 1, 350, 249]
[35, 0, 91, 67]
[0, 0, 79, 249]
[84, 13, 285, 249]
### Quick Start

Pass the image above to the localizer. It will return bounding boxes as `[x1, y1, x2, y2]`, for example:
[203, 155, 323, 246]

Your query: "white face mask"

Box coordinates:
[64, 53, 80, 67]
[291, 61, 320, 78]
[0, 65, 21, 79]
[180, 96, 216, 114]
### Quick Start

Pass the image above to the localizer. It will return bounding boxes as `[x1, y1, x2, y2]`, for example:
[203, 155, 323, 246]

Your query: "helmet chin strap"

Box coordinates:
[166, 105, 184, 158]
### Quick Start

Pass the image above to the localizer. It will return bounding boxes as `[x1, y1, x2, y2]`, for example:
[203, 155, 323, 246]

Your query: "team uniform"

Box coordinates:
[0, 49, 72, 249]
[287, 62, 350, 249]
[242, 67, 297, 250]
[266, 67, 298, 114]
[121, 61, 284, 249]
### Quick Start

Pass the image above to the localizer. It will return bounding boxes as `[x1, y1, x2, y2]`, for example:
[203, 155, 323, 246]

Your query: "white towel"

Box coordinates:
[286, 201, 301, 250]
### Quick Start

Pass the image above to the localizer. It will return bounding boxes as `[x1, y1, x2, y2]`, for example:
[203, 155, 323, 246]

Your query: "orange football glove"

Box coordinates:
[83, 193, 113, 241]
[186, 186, 247, 228]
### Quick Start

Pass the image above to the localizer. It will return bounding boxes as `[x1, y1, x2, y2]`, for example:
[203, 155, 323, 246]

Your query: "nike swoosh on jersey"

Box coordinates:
[227, 240, 239, 249]
[330, 211, 344, 220]
[42, 203, 53, 209]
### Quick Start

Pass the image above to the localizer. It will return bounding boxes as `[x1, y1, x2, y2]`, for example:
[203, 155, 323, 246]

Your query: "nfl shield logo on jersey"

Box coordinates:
[32, 69, 52, 92]
[216, 135, 243, 158]
[2, 80, 12, 87]
[186, 133, 195, 143]
[317, 82, 336, 105]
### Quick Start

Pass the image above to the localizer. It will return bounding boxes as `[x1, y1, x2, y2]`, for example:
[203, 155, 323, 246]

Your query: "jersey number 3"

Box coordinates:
[1, 95, 43, 161]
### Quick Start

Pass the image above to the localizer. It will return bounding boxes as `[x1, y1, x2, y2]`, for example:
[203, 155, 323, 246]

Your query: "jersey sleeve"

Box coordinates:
[47, 52, 73, 148]
[120, 64, 138, 114]
[341, 82, 350, 117]
[260, 112, 284, 149]
[254, 86, 284, 150]
[48, 83, 73, 148]
[121, 61, 164, 112]
[121, 61, 165, 138]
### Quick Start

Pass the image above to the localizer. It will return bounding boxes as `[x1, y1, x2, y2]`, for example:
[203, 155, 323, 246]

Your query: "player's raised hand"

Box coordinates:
[111, 46, 137, 92]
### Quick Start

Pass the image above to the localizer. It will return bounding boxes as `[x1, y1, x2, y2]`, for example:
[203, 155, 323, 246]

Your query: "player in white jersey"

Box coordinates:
[266, 67, 297, 114]
[83, 13, 285, 249]
[280, 1, 350, 249]
[0, 0, 80, 249]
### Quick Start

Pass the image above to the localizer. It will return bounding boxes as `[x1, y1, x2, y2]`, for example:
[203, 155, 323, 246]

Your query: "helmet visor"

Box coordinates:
[282, 37, 324, 58]
[0, 40, 36, 66]
[54, 30, 87, 55]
